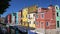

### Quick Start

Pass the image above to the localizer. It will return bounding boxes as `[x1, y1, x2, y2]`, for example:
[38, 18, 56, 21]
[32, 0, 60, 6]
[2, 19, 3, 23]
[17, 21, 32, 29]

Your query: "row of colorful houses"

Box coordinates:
[5, 5, 60, 30]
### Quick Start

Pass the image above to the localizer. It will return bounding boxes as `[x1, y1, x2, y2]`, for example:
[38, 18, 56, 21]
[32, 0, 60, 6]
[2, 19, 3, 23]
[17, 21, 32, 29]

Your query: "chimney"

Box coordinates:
[48, 5, 54, 9]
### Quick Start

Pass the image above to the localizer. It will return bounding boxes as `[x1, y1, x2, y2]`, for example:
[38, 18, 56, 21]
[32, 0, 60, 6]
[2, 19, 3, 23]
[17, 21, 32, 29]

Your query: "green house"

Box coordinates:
[55, 5, 60, 28]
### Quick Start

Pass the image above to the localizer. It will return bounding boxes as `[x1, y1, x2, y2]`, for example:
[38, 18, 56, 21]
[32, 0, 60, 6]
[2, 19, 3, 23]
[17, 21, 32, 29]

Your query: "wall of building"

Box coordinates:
[4, 17, 7, 23]
[11, 13, 16, 25]
[18, 11, 22, 25]
[28, 13, 36, 28]
[22, 8, 28, 26]
[7, 14, 12, 24]
[45, 6, 56, 29]
[36, 5, 56, 29]
[16, 12, 18, 25]
[55, 5, 60, 29]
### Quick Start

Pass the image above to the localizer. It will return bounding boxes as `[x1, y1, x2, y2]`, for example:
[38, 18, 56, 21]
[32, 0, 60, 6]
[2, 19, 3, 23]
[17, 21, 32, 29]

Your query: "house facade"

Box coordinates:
[55, 5, 60, 32]
[55, 5, 60, 28]
[16, 12, 18, 25]
[22, 8, 28, 27]
[11, 13, 16, 26]
[36, 5, 56, 29]
[7, 14, 12, 24]
[18, 10, 22, 25]
[28, 13, 36, 28]
[28, 5, 37, 28]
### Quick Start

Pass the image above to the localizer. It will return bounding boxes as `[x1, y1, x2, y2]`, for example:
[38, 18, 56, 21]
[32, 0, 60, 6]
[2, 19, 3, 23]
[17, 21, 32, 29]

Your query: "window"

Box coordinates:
[34, 21, 35, 24]
[57, 21, 59, 28]
[36, 14, 38, 18]
[56, 7, 58, 10]
[29, 21, 31, 24]
[28, 15, 30, 19]
[41, 13, 44, 18]
[26, 15, 27, 17]
[41, 22, 43, 25]
[33, 14, 35, 16]
[57, 12, 59, 16]
[40, 22, 43, 28]
[42, 14, 44, 18]
[36, 22, 38, 25]
[46, 22, 49, 26]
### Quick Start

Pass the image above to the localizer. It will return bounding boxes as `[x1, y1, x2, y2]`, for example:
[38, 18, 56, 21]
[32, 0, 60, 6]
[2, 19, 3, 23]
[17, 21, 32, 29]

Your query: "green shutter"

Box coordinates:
[57, 12, 59, 17]
[57, 21, 59, 28]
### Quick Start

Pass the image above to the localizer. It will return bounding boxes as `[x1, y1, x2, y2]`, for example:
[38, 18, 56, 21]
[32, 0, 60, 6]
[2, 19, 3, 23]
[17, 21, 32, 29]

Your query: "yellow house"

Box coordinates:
[27, 5, 37, 28]
[22, 8, 28, 27]
[28, 13, 36, 28]
[21, 5, 37, 28]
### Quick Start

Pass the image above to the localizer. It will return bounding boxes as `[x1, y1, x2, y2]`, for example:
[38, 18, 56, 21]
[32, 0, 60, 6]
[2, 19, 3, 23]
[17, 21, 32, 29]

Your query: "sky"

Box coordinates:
[1, 0, 60, 17]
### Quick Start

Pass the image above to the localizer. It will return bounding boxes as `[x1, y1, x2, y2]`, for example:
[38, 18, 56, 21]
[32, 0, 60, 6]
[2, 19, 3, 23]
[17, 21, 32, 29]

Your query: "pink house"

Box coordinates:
[36, 5, 56, 29]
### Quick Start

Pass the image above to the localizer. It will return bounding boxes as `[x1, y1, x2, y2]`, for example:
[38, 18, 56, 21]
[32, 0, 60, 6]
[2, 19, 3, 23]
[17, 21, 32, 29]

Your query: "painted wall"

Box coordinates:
[36, 6, 56, 29]
[45, 6, 56, 29]
[28, 13, 36, 28]
[36, 7, 41, 28]
[18, 11, 22, 25]
[55, 5, 60, 28]
[22, 8, 28, 26]
[11, 13, 16, 25]
[16, 12, 18, 25]
[7, 14, 11, 24]
[36, 13, 40, 28]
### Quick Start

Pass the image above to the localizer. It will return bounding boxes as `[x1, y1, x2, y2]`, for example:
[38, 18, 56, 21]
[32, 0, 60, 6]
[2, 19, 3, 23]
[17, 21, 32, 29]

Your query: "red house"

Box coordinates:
[36, 5, 56, 29]
[7, 14, 12, 24]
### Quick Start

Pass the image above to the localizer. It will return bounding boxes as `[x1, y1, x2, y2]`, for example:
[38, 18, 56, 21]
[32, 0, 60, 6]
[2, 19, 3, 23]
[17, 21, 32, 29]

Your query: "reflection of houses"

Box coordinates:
[36, 5, 56, 29]
[28, 5, 37, 28]
[55, 5, 60, 33]
[22, 8, 28, 26]
[18, 10, 22, 25]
